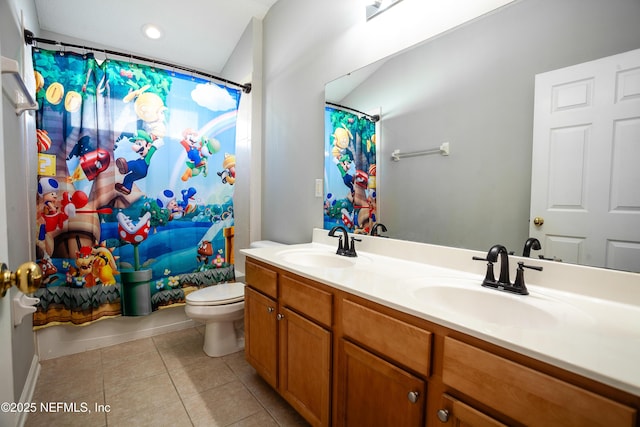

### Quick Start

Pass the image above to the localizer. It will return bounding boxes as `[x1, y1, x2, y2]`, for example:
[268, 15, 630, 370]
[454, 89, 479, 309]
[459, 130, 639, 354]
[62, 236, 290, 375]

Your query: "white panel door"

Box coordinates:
[0, 64, 17, 427]
[530, 48, 640, 272]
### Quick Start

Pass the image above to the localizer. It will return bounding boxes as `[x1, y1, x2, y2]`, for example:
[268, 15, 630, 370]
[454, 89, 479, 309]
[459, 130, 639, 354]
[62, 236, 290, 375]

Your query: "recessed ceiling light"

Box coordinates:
[142, 24, 162, 40]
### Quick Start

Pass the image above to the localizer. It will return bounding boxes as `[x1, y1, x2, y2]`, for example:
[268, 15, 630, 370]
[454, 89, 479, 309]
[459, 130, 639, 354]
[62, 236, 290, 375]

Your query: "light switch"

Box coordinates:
[315, 179, 323, 197]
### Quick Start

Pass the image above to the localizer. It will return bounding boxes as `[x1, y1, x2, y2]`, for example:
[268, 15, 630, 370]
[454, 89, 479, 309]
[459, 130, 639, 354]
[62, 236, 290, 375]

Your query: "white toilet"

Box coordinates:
[185, 282, 246, 357]
[185, 240, 283, 357]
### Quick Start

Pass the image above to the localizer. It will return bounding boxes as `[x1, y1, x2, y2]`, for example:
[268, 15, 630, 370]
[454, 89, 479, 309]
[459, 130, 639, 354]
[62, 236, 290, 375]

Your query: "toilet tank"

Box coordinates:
[236, 241, 284, 283]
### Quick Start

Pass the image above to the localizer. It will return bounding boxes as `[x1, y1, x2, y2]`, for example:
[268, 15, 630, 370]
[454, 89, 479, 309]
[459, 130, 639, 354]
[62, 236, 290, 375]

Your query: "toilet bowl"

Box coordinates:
[185, 282, 246, 357]
[185, 240, 284, 357]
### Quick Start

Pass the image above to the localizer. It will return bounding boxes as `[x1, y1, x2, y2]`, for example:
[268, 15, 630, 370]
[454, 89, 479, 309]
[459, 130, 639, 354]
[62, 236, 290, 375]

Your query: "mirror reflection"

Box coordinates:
[325, 0, 640, 271]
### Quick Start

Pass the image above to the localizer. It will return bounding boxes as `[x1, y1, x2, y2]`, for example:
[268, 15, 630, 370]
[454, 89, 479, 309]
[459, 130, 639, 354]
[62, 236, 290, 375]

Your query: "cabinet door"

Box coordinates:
[437, 394, 507, 427]
[278, 307, 331, 427]
[338, 339, 425, 427]
[245, 287, 278, 388]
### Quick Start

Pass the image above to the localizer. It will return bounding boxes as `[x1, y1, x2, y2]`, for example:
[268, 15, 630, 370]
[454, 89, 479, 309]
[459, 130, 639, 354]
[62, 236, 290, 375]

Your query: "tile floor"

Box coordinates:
[25, 326, 310, 427]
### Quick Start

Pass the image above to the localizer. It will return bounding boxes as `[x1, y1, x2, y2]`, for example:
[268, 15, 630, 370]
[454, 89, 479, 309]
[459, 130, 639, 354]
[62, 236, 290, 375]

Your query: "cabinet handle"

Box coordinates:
[276, 313, 285, 320]
[436, 409, 449, 423]
[407, 391, 420, 403]
[267, 307, 274, 313]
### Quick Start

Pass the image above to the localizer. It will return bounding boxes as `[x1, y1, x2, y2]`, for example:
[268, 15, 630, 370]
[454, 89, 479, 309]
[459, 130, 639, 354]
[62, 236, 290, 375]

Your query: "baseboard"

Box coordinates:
[36, 305, 199, 360]
[17, 355, 40, 427]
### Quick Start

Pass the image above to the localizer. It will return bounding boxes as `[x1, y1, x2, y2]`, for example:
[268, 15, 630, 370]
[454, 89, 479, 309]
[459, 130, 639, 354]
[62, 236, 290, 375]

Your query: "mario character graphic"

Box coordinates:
[196, 240, 213, 265]
[36, 177, 90, 255]
[179, 129, 221, 181]
[157, 187, 197, 221]
[67, 246, 96, 287]
[330, 124, 356, 193]
[115, 130, 163, 195]
[65, 135, 111, 185]
[217, 153, 236, 185]
[123, 86, 168, 142]
[337, 153, 355, 193]
[67, 148, 111, 184]
[37, 256, 58, 287]
[66, 245, 119, 288]
[331, 124, 352, 159]
[180, 128, 206, 179]
[90, 244, 119, 285]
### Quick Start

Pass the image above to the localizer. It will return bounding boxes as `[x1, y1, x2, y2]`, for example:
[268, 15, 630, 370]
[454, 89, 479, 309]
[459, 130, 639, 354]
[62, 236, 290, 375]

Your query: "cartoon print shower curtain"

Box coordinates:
[324, 106, 377, 233]
[32, 48, 240, 327]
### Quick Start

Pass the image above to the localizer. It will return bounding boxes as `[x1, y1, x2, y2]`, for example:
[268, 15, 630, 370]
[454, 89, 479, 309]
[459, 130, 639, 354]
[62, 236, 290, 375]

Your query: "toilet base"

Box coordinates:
[202, 320, 244, 357]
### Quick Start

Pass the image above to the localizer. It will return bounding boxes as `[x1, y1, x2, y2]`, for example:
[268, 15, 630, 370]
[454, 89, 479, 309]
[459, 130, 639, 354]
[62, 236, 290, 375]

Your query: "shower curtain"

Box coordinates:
[32, 48, 241, 327]
[324, 106, 377, 233]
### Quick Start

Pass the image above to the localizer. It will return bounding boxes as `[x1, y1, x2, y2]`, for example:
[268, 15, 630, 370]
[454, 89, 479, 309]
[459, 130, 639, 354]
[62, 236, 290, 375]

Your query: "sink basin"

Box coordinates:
[277, 249, 359, 269]
[414, 285, 558, 327]
[409, 278, 593, 329]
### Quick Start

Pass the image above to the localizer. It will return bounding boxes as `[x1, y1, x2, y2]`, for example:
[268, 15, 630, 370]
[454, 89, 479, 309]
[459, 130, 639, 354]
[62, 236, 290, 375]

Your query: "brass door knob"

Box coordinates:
[533, 217, 544, 226]
[1, 262, 42, 297]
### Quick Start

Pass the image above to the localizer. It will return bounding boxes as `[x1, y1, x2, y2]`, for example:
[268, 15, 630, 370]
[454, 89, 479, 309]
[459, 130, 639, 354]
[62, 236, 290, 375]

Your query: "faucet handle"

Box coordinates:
[472, 256, 496, 284]
[513, 262, 543, 293]
[346, 237, 362, 257]
[331, 235, 346, 255]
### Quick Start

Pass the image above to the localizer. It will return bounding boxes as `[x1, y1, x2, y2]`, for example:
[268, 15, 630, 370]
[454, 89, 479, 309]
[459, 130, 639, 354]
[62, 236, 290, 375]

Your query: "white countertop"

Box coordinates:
[241, 229, 640, 397]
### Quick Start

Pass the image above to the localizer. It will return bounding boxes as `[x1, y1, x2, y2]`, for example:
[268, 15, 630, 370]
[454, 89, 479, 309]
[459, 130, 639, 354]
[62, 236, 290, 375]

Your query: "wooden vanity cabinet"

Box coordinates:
[245, 259, 332, 427]
[246, 257, 639, 427]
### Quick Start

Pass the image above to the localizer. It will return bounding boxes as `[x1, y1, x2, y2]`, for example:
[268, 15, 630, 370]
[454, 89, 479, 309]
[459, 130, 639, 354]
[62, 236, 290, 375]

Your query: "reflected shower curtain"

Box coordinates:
[32, 48, 240, 327]
[323, 106, 377, 233]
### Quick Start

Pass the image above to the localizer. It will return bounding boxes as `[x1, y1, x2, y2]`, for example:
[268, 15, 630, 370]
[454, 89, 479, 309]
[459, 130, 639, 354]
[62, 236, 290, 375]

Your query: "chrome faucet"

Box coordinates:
[522, 237, 541, 257]
[370, 223, 388, 237]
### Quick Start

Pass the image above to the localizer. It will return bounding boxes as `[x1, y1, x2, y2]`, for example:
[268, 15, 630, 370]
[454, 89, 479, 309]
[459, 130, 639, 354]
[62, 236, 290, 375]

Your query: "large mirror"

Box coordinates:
[325, 0, 640, 271]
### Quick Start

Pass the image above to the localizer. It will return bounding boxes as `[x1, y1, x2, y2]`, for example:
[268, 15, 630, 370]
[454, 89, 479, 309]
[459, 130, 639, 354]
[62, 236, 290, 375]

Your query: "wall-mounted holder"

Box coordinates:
[13, 292, 40, 327]
[366, 0, 405, 20]
[391, 142, 450, 161]
[1, 55, 38, 115]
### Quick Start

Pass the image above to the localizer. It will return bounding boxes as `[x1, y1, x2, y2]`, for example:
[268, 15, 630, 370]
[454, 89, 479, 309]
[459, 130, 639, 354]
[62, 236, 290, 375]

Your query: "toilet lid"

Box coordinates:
[186, 282, 245, 306]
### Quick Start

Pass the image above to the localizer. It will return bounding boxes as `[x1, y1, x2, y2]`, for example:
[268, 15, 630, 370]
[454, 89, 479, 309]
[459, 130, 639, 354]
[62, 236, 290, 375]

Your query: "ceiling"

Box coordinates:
[33, 0, 279, 74]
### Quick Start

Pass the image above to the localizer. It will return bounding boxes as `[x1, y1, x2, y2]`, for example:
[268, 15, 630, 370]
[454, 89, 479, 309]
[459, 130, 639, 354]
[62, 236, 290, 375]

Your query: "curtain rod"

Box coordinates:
[326, 101, 380, 122]
[24, 29, 251, 94]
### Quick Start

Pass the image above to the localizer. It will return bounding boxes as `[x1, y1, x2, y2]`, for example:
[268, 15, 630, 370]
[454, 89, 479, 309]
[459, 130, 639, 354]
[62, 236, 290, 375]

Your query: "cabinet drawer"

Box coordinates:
[342, 299, 431, 375]
[246, 260, 277, 298]
[280, 274, 332, 328]
[442, 337, 636, 427]
[441, 394, 508, 427]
